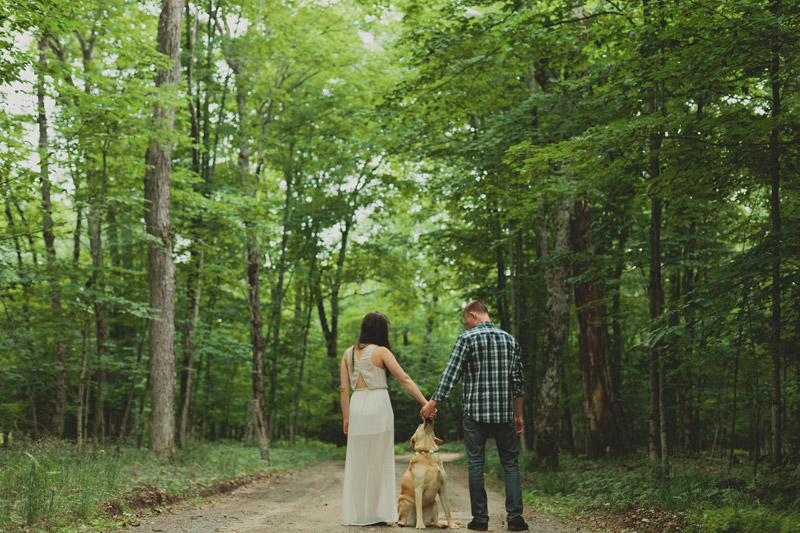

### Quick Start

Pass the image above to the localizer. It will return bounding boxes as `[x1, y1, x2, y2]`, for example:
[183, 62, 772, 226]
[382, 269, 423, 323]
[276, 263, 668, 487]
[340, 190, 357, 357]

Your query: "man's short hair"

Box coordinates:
[464, 300, 488, 316]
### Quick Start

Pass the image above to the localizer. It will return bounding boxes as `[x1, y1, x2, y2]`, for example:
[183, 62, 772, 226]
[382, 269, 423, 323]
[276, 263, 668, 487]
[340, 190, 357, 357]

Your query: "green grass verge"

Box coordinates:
[0, 439, 344, 533]
[463, 444, 800, 533]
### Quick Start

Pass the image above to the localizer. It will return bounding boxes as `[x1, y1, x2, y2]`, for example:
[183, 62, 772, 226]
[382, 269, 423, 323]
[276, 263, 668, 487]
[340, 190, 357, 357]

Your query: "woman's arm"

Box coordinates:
[377, 347, 428, 407]
[340, 351, 351, 435]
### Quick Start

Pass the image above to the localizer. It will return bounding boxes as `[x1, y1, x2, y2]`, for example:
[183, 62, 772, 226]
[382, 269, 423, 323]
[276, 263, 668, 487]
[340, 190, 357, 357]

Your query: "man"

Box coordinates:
[421, 301, 528, 532]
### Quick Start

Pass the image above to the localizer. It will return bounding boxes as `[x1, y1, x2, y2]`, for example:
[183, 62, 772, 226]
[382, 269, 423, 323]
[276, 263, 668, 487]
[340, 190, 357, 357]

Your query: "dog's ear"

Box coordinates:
[409, 436, 416, 450]
[434, 437, 444, 446]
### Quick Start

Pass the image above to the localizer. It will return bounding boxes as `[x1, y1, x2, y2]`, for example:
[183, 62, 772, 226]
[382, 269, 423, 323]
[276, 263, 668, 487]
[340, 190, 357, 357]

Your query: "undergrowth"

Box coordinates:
[0, 438, 343, 532]
[454, 444, 800, 532]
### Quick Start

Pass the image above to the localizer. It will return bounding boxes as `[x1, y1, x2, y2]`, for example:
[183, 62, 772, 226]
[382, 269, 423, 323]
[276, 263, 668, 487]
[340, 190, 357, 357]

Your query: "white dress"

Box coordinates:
[341, 344, 398, 525]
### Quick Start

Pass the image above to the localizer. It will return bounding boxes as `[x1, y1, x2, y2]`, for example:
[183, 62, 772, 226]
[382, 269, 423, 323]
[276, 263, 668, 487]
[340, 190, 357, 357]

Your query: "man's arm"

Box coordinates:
[420, 335, 468, 419]
[514, 396, 524, 434]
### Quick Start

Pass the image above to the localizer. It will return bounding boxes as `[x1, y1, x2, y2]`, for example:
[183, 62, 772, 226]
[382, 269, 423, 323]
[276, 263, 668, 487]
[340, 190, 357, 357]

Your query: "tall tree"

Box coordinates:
[533, 197, 572, 470]
[767, 0, 783, 465]
[571, 200, 626, 457]
[144, 0, 184, 461]
[36, 34, 69, 439]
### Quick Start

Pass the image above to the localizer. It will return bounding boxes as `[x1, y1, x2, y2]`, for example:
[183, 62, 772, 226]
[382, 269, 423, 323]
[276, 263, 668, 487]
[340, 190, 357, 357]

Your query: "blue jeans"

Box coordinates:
[462, 415, 523, 524]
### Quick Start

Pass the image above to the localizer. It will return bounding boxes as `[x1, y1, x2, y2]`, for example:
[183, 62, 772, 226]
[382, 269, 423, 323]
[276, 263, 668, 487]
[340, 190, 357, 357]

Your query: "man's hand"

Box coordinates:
[420, 399, 438, 420]
[515, 415, 524, 435]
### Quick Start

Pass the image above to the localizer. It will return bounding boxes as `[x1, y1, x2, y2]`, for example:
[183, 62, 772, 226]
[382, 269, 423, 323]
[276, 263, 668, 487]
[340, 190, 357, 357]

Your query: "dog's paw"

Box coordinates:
[415, 524, 426, 530]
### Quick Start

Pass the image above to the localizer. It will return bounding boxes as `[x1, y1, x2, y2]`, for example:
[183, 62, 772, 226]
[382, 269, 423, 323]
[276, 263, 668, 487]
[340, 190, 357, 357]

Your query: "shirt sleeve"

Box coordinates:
[511, 340, 524, 398]
[430, 334, 469, 402]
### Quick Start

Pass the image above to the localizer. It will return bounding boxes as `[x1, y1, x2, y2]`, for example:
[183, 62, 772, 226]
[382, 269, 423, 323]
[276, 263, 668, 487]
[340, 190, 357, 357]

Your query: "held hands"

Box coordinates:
[420, 399, 438, 420]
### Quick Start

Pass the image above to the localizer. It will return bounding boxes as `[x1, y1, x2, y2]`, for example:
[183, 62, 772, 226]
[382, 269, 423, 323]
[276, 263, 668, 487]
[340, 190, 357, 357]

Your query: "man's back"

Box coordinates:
[431, 321, 524, 424]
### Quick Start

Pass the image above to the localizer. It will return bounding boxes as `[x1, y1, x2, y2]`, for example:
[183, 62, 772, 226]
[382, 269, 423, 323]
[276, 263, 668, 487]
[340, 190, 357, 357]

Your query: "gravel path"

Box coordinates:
[122, 453, 589, 533]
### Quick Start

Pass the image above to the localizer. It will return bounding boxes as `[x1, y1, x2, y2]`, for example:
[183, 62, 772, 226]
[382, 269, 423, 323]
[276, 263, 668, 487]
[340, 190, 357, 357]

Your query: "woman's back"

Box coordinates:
[347, 344, 388, 391]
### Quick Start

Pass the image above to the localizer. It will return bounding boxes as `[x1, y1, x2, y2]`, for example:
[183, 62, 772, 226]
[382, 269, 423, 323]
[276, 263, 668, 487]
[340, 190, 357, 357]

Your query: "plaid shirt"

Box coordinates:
[431, 321, 524, 423]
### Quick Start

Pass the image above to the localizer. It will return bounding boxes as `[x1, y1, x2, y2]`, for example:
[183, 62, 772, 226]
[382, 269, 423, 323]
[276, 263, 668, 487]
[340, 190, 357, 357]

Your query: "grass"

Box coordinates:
[0, 438, 344, 532]
[458, 444, 800, 532]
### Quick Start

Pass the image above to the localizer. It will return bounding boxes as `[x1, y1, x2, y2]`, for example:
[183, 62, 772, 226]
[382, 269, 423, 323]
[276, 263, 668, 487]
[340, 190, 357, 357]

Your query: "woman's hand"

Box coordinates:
[343, 417, 349, 435]
[420, 399, 438, 420]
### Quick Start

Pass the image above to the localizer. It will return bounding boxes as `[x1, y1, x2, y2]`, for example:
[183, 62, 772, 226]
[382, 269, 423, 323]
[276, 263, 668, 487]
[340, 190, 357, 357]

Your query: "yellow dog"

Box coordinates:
[397, 419, 459, 529]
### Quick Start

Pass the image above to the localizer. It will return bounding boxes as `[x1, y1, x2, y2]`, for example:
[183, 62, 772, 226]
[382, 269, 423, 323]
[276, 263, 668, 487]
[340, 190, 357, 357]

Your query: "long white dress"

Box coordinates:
[341, 344, 398, 525]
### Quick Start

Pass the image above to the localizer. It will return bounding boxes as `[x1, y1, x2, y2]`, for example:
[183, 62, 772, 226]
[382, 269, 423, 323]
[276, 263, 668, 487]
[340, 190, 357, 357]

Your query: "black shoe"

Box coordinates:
[507, 516, 529, 531]
[468, 520, 489, 531]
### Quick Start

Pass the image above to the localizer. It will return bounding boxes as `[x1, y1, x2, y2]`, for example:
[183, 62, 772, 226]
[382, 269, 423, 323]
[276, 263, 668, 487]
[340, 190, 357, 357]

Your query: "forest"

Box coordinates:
[1, 0, 799, 531]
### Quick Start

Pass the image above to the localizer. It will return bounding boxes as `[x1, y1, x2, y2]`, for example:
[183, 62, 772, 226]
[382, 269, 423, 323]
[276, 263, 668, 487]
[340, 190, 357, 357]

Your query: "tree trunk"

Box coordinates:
[177, 2, 208, 449]
[89, 152, 109, 444]
[681, 224, 697, 452]
[76, 304, 91, 451]
[317, 217, 352, 362]
[745, 290, 762, 475]
[610, 220, 630, 450]
[145, 0, 184, 462]
[179, 250, 204, 448]
[266, 157, 294, 443]
[289, 283, 313, 444]
[509, 229, 526, 451]
[729, 303, 743, 472]
[665, 236, 683, 449]
[36, 36, 69, 440]
[229, 64, 270, 460]
[648, 195, 666, 471]
[120, 322, 147, 441]
[495, 220, 510, 332]
[533, 197, 572, 470]
[768, 1, 782, 464]
[571, 200, 625, 458]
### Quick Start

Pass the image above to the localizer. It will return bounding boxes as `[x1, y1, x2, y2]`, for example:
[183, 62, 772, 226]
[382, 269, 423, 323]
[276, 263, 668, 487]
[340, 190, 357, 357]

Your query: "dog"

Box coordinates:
[397, 419, 459, 529]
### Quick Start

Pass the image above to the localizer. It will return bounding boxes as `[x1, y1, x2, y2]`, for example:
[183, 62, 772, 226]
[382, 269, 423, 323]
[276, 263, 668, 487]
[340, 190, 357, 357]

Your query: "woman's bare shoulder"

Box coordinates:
[372, 345, 391, 356]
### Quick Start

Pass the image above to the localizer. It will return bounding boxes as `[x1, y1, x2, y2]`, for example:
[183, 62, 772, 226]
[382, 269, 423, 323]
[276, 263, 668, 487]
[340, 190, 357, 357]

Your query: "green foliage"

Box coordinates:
[515, 452, 800, 532]
[687, 507, 800, 533]
[1, 2, 799, 532]
[0, 442, 122, 527]
[0, 440, 342, 531]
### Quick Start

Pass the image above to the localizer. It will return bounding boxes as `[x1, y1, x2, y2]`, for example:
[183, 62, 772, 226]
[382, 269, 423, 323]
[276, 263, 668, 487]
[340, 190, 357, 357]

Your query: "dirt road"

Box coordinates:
[123, 453, 587, 533]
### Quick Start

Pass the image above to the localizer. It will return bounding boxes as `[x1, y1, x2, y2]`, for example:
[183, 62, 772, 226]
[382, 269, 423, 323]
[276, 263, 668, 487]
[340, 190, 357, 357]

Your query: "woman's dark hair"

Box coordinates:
[352, 311, 392, 378]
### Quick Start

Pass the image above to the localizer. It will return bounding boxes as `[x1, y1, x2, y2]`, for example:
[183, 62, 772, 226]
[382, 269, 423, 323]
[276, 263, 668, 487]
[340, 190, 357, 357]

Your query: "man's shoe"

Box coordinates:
[507, 516, 529, 531]
[467, 520, 489, 531]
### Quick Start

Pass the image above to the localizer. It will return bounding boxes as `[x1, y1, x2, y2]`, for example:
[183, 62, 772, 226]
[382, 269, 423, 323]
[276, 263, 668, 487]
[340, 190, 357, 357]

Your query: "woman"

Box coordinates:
[340, 311, 433, 526]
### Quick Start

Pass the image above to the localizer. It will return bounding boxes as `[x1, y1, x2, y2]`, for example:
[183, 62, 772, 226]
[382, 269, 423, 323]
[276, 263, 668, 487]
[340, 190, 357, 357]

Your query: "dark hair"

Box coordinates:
[352, 311, 392, 379]
[464, 300, 488, 316]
